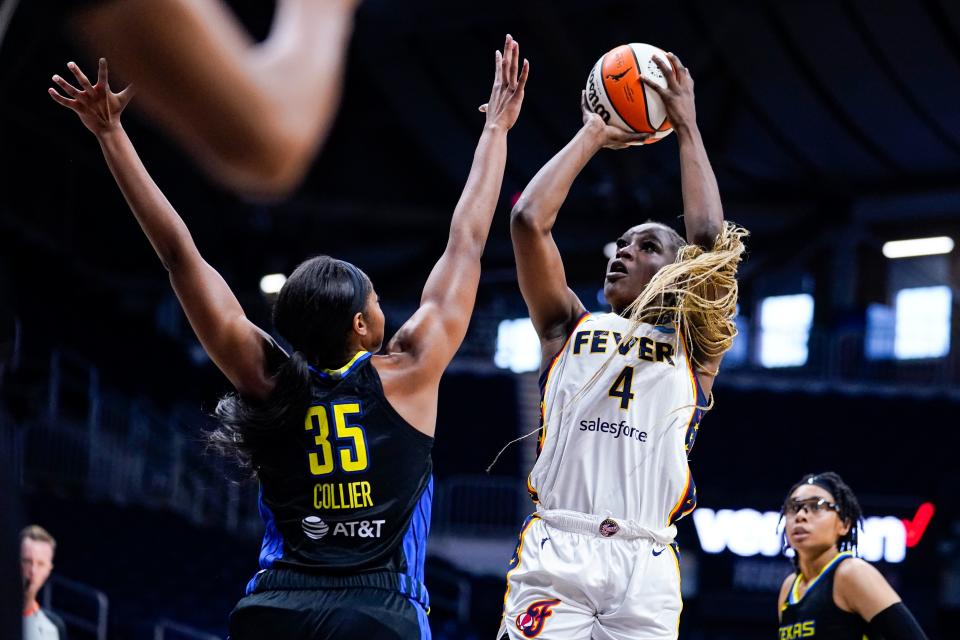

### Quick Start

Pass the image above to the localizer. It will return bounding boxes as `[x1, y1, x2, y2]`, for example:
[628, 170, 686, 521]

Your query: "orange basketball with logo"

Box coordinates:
[584, 43, 674, 144]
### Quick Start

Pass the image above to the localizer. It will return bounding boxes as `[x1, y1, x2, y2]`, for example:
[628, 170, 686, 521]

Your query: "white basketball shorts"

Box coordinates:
[497, 511, 682, 640]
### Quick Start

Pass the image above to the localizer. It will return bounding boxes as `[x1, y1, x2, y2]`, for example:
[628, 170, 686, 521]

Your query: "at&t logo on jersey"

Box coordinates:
[302, 516, 329, 540]
[515, 598, 561, 638]
[302, 517, 385, 541]
[333, 519, 386, 538]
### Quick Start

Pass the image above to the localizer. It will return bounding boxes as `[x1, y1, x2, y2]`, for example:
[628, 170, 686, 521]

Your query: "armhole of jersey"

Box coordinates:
[537, 311, 592, 389]
[366, 359, 435, 445]
[676, 324, 708, 409]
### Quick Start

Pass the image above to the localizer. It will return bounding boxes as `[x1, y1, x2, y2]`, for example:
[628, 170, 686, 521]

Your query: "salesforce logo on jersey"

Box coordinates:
[302, 516, 386, 540]
[579, 417, 647, 442]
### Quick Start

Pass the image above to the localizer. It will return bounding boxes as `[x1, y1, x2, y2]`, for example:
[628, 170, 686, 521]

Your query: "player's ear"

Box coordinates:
[838, 518, 851, 537]
[353, 311, 367, 336]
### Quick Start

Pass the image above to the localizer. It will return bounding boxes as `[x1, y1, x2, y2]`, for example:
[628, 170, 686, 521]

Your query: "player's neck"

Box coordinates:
[797, 546, 840, 583]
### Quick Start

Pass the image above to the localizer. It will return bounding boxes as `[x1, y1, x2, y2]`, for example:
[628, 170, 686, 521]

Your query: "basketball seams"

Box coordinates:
[629, 43, 670, 131]
[600, 45, 651, 133]
[627, 44, 658, 132]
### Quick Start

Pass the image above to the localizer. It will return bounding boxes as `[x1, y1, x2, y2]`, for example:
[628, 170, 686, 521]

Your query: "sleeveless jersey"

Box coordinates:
[779, 553, 870, 639]
[250, 352, 433, 595]
[527, 313, 706, 528]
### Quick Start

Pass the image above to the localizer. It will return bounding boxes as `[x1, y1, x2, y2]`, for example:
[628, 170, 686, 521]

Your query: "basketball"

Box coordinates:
[584, 43, 674, 144]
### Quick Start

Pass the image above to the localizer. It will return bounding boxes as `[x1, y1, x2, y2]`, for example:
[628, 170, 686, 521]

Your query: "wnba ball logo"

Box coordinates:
[515, 598, 561, 638]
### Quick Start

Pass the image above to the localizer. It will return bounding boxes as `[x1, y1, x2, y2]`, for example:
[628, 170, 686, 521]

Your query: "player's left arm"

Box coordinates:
[642, 53, 724, 249]
[834, 558, 929, 638]
[642, 53, 727, 389]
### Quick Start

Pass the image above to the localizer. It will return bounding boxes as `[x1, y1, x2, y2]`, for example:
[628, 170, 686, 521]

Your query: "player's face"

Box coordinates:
[360, 287, 385, 353]
[603, 223, 679, 314]
[20, 539, 53, 600]
[784, 484, 850, 557]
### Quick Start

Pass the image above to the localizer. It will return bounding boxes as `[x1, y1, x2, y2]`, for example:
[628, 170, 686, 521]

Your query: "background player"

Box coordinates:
[778, 472, 928, 640]
[49, 35, 527, 638]
[501, 52, 745, 639]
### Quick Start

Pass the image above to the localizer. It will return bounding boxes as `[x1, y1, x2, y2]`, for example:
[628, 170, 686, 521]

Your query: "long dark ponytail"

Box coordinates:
[780, 471, 864, 570]
[208, 256, 370, 471]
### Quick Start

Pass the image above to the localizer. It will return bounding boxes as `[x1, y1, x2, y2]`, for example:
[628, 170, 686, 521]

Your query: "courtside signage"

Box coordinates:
[692, 503, 934, 564]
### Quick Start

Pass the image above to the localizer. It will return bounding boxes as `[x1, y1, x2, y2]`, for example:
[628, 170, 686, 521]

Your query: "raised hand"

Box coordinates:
[48, 58, 135, 136]
[641, 52, 696, 132]
[478, 34, 529, 130]
[580, 90, 650, 150]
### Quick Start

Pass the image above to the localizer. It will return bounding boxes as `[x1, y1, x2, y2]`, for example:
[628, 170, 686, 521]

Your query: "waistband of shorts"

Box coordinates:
[535, 507, 677, 544]
[248, 567, 429, 609]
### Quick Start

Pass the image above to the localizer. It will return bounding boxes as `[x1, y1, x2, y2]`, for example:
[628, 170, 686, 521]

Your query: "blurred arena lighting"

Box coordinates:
[494, 317, 541, 373]
[691, 505, 933, 563]
[603, 242, 618, 259]
[259, 273, 287, 295]
[882, 236, 954, 259]
[865, 303, 896, 360]
[758, 294, 814, 368]
[894, 286, 952, 359]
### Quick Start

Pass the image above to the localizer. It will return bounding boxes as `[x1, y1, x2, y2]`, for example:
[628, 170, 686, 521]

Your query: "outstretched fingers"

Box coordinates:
[517, 58, 529, 92]
[509, 39, 519, 90]
[67, 61, 94, 92]
[51, 74, 80, 98]
[96, 58, 108, 89]
[500, 35, 512, 87]
[118, 83, 136, 108]
[47, 87, 76, 109]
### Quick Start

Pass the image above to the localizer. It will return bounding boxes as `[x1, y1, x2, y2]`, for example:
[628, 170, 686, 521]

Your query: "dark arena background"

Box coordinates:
[2, 1, 960, 638]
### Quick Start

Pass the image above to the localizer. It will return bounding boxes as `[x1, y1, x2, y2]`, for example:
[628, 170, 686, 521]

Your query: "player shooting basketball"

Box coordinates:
[500, 52, 746, 640]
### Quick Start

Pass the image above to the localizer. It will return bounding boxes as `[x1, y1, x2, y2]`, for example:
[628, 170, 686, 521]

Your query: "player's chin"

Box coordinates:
[603, 280, 633, 314]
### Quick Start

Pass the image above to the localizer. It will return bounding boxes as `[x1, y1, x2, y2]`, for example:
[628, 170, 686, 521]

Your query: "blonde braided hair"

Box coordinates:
[622, 221, 748, 376]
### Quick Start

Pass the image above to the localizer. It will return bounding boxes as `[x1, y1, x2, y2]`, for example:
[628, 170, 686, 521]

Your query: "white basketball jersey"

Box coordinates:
[527, 312, 705, 529]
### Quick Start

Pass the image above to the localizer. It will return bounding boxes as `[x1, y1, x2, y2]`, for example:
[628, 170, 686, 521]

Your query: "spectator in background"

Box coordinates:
[21, 525, 66, 640]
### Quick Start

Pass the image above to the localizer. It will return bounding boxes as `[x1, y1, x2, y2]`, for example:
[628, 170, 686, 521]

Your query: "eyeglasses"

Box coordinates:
[784, 497, 840, 517]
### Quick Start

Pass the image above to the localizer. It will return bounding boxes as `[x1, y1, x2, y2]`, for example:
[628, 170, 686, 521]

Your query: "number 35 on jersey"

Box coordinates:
[304, 402, 370, 476]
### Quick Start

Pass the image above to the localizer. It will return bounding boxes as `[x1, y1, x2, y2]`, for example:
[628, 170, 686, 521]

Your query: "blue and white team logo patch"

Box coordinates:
[302, 516, 329, 540]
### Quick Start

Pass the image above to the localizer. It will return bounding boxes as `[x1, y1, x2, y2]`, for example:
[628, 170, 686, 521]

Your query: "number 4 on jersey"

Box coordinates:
[608, 366, 635, 410]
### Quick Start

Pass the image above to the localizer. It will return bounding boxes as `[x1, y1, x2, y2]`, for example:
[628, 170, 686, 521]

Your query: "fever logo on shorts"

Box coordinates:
[599, 518, 620, 537]
[515, 598, 561, 638]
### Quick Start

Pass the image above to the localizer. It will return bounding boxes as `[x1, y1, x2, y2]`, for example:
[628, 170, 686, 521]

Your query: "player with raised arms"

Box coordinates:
[778, 472, 929, 640]
[501, 51, 746, 639]
[49, 35, 528, 639]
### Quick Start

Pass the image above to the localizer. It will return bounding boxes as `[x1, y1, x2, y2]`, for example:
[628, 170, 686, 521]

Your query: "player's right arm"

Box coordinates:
[376, 37, 528, 436]
[66, 0, 358, 198]
[510, 95, 645, 363]
[49, 60, 277, 399]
